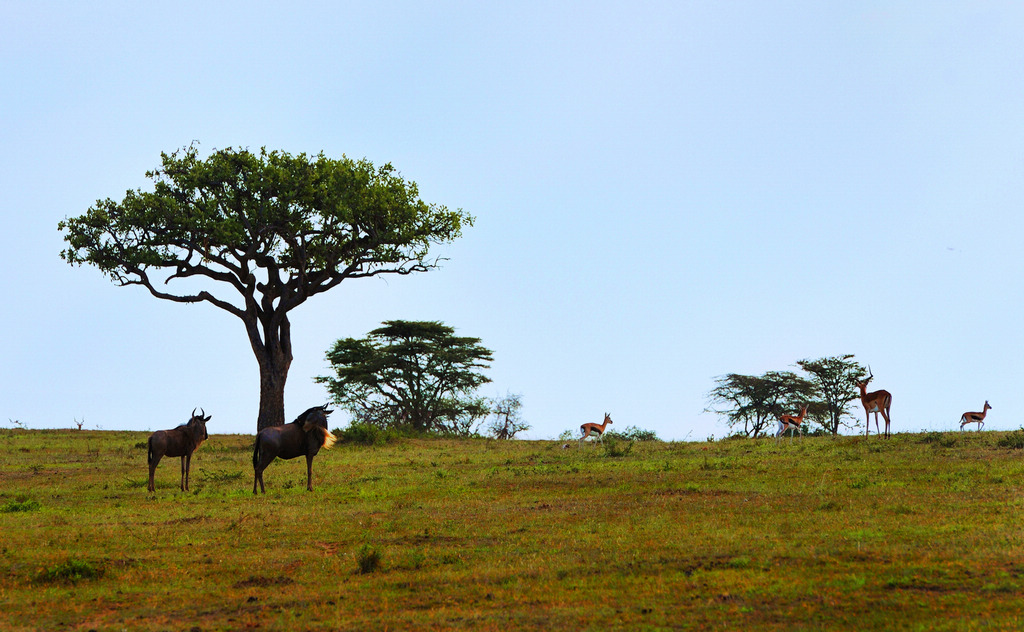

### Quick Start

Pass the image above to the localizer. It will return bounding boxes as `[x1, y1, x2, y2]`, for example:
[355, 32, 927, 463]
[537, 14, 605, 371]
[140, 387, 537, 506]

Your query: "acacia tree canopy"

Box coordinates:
[706, 371, 818, 438]
[486, 392, 530, 440]
[796, 355, 867, 435]
[317, 320, 493, 435]
[59, 145, 471, 431]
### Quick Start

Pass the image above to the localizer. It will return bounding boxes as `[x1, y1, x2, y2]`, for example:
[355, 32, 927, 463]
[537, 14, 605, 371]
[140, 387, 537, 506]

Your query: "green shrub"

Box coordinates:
[997, 429, 1024, 450]
[2, 495, 40, 513]
[919, 431, 944, 444]
[335, 423, 399, 446]
[356, 544, 382, 574]
[602, 437, 634, 458]
[605, 426, 661, 442]
[36, 559, 102, 583]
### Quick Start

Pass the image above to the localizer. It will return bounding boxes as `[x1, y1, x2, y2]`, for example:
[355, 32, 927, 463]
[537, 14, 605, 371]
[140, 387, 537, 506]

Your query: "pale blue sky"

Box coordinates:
[2, 2, 1022, 439]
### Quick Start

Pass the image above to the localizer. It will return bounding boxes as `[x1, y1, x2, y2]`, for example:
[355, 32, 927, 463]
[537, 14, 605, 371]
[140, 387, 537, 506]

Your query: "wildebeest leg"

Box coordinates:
[252, 436, 266, 495]
[148, 436, 158, 492]
[148, 454, 160, 492]
[306, 453, 315, 491]
[253, 465, 266, 495]
[180, 455, 187, 491]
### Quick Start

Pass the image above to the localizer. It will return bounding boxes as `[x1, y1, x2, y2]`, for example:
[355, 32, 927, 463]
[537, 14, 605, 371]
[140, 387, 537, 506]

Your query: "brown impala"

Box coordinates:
[960, 401, 991, 431]
[776, 405, 808, 441]
[855, 367, 892, 438]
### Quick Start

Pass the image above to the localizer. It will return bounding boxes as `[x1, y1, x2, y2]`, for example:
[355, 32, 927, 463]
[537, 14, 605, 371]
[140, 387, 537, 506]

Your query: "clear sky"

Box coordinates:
[3, 2, 1022, 439]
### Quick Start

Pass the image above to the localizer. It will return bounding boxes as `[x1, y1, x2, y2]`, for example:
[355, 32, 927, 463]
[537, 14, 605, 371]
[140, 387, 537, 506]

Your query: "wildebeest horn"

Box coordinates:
[192, 407, 198, 418]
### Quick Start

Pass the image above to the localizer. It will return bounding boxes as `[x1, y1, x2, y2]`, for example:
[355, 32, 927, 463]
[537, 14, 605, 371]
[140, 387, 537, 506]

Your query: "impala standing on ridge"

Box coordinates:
[776, 405, 808, 441]
[579, 413, 613, 446]
[960, 401, 991, 431]
[856, 367, 892, 438]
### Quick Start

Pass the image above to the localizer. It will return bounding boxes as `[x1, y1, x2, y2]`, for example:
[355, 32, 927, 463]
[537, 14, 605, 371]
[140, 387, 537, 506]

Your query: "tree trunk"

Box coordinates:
[247, 312, 293, 433]
[256, 360, 288, 431]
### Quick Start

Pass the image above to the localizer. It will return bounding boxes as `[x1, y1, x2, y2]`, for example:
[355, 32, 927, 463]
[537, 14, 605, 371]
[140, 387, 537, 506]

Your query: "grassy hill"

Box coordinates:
[1, 428, 1023, 631]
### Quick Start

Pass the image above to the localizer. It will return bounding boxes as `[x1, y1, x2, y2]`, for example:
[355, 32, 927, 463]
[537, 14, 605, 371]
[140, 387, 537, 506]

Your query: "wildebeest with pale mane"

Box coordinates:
[252, 405, 336, 494]
[147, 408, 211, 492]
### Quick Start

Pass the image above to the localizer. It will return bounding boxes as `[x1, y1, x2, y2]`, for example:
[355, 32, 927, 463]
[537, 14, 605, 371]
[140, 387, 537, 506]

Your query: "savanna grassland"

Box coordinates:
[2, 428, 1024, 631]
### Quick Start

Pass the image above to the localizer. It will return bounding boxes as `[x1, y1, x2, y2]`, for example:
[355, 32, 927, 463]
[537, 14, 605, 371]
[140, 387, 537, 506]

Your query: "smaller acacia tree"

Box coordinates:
[486, 392, 530, 440]
[706, 371, 818, 438]
[796, 354, 866, 435]
[317, 320, 493, 435]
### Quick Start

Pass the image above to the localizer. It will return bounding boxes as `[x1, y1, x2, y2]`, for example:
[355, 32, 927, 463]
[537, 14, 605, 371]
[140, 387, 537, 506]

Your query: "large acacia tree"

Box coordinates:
[59, 145, 471, 431]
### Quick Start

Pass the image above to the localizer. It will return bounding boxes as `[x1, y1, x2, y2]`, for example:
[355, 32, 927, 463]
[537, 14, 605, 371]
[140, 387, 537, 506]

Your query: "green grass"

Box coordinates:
[1, 427, 1023, 630]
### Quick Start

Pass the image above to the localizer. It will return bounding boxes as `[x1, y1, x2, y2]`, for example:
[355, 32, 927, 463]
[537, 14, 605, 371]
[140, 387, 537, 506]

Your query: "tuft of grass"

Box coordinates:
[918, 431, 944, 444]
[605, 426, 662, 442]
[997, 429, 1024, 449]
[602, 437, 634, 458]
[356, 544, 382, 574]
[335, 423, 401, 446]
[849, 476, 872, 489]
[2, 495, 40, 513]
[727, 556, 751, 569]
[36, 559, 103, 584]
[198, 468, 244, 482]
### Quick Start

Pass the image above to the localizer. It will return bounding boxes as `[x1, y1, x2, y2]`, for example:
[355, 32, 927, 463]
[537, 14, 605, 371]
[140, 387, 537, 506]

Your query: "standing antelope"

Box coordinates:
[960, 401, 991, 431]
[856, 367, 892, 438]
[776, 405, 808, 441]
[579, 413, 613, 445]
[147, 408, 211, 492]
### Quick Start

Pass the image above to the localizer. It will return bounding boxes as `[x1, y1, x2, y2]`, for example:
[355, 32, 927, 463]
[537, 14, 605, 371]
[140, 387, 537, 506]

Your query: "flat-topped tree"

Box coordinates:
[59, 145, 471, 431]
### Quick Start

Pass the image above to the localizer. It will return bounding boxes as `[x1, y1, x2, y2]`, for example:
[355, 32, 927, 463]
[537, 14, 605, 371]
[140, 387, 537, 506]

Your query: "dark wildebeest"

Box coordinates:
[252, 405, 336, 494]
[147, 408, 211, 492]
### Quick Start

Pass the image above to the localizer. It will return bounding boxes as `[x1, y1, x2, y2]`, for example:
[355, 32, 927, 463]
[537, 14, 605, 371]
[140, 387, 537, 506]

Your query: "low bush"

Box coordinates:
[997, 429, 1024, 450]
[335, 423, 401, 446]
[605, 426, 661, 442]
[36, 559, 102, 584]
[356, 544, 382, 574]
[602, 437, 634, 458]
[1, 495, 40, 513]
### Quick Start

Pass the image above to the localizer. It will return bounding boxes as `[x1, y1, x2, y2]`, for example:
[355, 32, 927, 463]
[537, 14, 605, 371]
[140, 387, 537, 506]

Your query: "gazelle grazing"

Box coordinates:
[960, 401, 991, 431]
[579, 413, 613, 445]
[856, 367, 892, 438]
[776, 405, 808, 441]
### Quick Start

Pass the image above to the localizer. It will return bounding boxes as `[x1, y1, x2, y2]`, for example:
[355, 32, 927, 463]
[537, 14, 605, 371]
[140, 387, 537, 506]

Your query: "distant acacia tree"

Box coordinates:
[485, 392, 530, 440]
[318, 321, 493, 435]
[59, 145, 470, 431]
[706, 371, 818, 438]
[796, 355, 867, 435]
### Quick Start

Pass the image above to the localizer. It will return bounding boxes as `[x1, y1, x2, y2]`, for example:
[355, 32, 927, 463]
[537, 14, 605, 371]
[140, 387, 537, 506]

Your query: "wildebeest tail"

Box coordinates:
[302, 420, 337, 449]
[147, 436, 154, 466]
[320, 427, 337, 450]
[252, 434, 262, 468]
